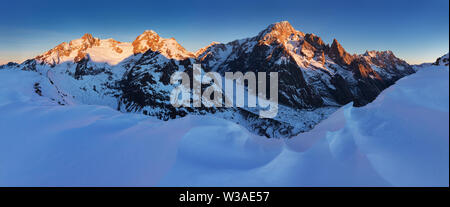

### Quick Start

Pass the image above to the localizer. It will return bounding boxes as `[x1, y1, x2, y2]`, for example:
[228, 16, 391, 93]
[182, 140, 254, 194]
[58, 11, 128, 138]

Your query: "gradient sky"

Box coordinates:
[0, 0, 448, 64]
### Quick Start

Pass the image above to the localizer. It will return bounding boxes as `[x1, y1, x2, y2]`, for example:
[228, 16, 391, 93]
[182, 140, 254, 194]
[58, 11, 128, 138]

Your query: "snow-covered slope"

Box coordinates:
[0, 61, 447, 186]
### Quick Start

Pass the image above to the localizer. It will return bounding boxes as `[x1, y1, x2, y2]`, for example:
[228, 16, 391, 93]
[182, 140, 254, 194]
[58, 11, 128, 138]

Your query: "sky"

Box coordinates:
[0, 0, 448, 65]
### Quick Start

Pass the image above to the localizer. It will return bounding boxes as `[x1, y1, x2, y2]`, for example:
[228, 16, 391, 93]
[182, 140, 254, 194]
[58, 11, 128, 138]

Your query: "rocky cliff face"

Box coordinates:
[3, 21, 416, 138]
[328, 38, 354, 66]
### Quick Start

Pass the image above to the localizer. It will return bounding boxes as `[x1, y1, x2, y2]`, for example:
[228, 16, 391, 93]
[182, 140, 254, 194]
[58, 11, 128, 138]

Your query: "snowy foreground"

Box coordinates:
[0, 65, 448, 187]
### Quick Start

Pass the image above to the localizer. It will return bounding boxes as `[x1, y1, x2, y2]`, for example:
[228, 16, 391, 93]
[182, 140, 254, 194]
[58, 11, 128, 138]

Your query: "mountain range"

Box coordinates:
[0, 21, 424, 138]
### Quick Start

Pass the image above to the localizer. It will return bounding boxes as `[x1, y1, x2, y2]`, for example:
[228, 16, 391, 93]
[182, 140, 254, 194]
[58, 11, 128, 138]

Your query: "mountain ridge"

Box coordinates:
[0, 21, 421, 137]
[25, 21, 413, 67]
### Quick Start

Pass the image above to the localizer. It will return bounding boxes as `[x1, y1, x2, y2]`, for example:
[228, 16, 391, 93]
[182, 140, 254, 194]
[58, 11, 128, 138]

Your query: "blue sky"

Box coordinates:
[0, 0, 448, 64]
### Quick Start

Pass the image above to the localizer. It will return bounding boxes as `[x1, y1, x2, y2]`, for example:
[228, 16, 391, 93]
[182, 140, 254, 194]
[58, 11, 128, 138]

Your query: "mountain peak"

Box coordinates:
[329, 38, 353, 65]
[258, 21, 304, 45]
[132, 30, 194, 59]
[69, 33, 100, 48]
[81, 33, 94, 40]
[269, 21, 294, 31]
[132, 30, 163, 54]
[141, 30, 159, 36]
[262, 21, 297, 35]
[331, 38, 341, 48]
[136, 30, 161, 41]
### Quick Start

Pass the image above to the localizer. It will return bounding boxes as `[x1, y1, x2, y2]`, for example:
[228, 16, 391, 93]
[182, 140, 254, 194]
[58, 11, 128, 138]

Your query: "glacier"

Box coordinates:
[0, 64, 448, 186]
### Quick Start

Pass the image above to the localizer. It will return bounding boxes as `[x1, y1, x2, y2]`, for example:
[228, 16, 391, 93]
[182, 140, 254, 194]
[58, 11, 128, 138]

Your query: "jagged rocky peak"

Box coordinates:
[78, 33, 100, 45]
[132, 30, 161, 54]
[257, 21, 305, 45]
[328, 38, 354, 66]
[132, 30, 194, 60]
[67, 33, 101, 51]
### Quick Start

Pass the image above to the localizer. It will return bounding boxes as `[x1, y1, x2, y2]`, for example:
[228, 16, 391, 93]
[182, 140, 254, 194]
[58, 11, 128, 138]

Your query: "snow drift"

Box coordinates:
[0, 64, 448, 186]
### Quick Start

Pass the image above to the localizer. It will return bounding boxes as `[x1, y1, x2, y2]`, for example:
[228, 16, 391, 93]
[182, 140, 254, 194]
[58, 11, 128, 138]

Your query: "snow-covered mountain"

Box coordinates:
[197, 21, 415, 108]
[35, 33, 132, 65]
[0, 21, 417, 137]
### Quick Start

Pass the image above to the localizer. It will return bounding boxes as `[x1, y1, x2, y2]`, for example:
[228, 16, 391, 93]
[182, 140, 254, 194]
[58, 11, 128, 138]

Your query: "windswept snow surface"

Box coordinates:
[0, 65, 448, 186]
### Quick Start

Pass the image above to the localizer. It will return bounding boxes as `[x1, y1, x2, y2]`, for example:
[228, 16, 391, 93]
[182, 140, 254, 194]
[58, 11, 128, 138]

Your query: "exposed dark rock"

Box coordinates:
[328, 39, 354, 66]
